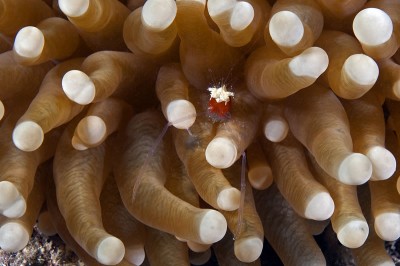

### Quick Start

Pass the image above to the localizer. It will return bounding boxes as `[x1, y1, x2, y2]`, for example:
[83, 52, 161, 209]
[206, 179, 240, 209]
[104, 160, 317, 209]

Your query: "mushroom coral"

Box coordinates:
[0, 0, 400, 265]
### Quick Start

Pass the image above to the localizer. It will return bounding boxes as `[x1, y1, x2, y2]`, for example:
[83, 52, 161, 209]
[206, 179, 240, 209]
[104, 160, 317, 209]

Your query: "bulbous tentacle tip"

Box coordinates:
[338, 153, 372, 185]
[206, 137, 238, 169]
[353, 8, 393, 46]
[96, 236, 125, 265]
[217, 187, 241, 211]
[367, 146, 396, 181]
[125, 246, 146, 266]
[0, 222, 30, 252]
[198, 210, 227, 244]
[374, 213, 400, 242]
[14, 26, 45, 59]
[58, 0, 90, 17]
[62, 70, 95, 105]
[234, 236, 263, 263]
[305, 192, 334, 221]
[12, 121, 44, 152]
[337, 220, 369, 249]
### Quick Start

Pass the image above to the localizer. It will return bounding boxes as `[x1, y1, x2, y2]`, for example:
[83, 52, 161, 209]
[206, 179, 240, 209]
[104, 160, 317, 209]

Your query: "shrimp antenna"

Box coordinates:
[131, 120, 172, 200]
[208, 67, 219, 88]
[234, 151, 247, 240]
[131, 111, 205, 200]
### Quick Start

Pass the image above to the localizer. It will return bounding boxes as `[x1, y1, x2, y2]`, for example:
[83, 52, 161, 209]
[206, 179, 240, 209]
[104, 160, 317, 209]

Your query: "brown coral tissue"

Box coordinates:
[1, 0, 400, 265]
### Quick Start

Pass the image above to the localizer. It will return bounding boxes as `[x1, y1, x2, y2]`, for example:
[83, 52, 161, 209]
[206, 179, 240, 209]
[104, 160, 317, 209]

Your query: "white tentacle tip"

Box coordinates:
[59, 0, 90, 17]
[142, 0, 177, 31]
[166, 99, 196, 129]
[353, 8, 393, 46]
[289, 47, 329, 79]
[199, 210, 227, 244]
[337, 220, 369, 248]
[264, 118, 289, 143]
[14, 26, 45, 59]
[367, 146, 396, 181]
[0, 222, 30, 252]
[338, 153, 372, 185]
[343, 54, 379, 87]
[231, 2, 254, 31]
[125, 246, 145, 266]
[96, 236, 125, 265]
[76, 115, 107, 146]
[374, 213, 400, 241]
[0, 181, 27, 218]
[12, 121, 44, 152]
[305, 192, 334, 221]
[62, 70, 95, 105]
[217, 187, 241, 211]
[234, 237, 263, 263]
[205, 137, 238, 169]
[269, 11, 304, 47]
